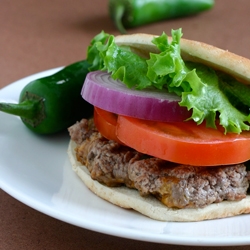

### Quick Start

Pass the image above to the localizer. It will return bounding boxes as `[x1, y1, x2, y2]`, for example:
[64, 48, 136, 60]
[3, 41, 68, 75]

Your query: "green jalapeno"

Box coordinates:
[109, 0, 214, 33]
[0, 60, 93, 134]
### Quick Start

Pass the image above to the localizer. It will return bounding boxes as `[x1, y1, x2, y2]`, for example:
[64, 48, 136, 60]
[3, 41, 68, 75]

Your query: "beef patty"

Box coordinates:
[68, 119, 250, 209]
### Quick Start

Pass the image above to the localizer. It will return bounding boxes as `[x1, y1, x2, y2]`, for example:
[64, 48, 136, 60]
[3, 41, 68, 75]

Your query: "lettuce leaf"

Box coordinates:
[87, 29, 250, 134]
[181, 62, 250, 133]
[87, 31, 109, 72]
[87, 31, 151, 89]
[147, 29, 191, 94]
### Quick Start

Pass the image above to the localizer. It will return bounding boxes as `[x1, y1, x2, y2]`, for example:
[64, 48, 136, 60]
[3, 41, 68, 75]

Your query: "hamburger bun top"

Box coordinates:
[115, 33, 250, 85]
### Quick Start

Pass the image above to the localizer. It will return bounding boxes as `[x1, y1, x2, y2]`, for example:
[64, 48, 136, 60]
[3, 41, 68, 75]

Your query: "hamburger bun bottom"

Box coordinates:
[68, 139, 250, 222]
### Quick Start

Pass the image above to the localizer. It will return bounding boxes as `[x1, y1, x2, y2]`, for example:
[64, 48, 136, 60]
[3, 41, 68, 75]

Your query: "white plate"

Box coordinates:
[1, 69, 250, 247]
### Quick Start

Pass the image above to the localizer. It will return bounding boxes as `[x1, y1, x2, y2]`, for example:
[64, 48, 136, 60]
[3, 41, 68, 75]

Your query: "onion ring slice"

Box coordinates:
[82, 71, 191, 122]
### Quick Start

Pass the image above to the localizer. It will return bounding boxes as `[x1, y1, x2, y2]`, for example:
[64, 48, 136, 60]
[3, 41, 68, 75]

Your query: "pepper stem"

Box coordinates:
[0, 101, 38, 119]
[0, 91, 45, 127]
[109, 1, 127, 34]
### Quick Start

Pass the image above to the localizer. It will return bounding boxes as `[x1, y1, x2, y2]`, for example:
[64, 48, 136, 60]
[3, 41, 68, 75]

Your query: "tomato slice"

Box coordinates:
[94, 107, 122, 143]
[116, 115, 250, 166]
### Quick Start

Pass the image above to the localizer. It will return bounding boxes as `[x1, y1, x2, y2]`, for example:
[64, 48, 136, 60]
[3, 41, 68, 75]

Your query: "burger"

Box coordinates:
[68, 29, 250, 222]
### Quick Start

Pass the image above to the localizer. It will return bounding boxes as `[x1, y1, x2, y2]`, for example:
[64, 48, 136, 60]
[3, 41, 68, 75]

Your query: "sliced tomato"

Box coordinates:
[94, 107, 122, 143]
[116, 115, 250, 166]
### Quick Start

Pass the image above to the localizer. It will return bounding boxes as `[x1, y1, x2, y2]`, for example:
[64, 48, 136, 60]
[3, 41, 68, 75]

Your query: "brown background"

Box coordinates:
[1, 0, 250, 249]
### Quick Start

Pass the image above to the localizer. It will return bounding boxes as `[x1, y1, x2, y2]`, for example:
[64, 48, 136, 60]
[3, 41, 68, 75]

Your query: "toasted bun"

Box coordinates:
[68, 140, 250, 222]
[115, 33, 250, 85]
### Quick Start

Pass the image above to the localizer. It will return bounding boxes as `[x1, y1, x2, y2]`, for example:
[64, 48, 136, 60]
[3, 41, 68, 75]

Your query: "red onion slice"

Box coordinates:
[82, 71, 191, 122]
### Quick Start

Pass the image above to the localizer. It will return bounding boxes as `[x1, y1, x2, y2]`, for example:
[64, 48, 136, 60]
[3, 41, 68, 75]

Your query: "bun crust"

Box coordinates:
[115, 33, 250, 85]
[68, 140, 250, 222]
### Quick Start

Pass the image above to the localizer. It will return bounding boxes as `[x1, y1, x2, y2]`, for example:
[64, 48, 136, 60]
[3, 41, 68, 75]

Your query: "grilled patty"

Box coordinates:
[68, 119, 250, 209]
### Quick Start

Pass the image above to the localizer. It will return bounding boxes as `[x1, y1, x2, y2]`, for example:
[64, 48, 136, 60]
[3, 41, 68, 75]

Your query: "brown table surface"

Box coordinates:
[1, 0, 250, 249]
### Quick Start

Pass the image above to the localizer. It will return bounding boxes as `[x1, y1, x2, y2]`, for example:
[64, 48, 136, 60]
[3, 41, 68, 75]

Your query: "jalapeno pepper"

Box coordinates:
[0, 60, 93, 134]
[109, 0, 214, 33]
